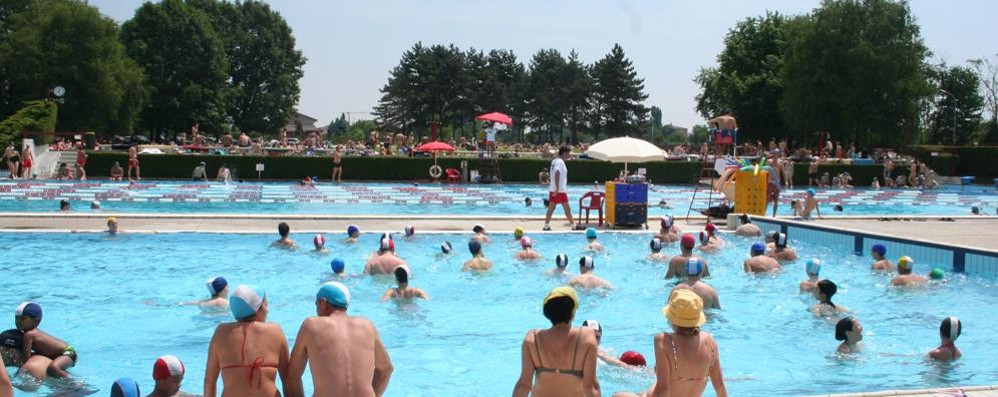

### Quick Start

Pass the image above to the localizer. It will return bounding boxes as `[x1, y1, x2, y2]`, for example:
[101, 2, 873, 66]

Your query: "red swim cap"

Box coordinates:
[619, 351, 646, 366]
[680, 233, 696, 249]
[153, 355, 185, 380]
[705, 223, 717, 235]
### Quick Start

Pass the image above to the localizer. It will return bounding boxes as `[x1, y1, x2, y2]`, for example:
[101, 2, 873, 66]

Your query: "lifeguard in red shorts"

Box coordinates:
[543, 146, 575, 231]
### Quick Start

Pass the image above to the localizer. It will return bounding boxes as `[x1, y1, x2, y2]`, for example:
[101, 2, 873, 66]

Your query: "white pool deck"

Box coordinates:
[811, 384, 998, 396]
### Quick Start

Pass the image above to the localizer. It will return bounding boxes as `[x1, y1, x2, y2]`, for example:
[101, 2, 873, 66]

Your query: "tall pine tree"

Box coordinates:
[590, 44, 648, 141]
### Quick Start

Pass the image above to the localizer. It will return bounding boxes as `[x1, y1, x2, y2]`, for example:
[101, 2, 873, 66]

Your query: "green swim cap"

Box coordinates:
[929, 268, 944, 280]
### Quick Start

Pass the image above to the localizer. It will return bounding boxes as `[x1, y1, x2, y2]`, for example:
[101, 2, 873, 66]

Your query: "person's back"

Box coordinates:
[734, 223, 761, 237]
[744, 255, 781, 273]
[366, 252, 405, 275]
[673, 281, 718, 310]
[299, 315, 381, 396]
[652, 331, 721, 397]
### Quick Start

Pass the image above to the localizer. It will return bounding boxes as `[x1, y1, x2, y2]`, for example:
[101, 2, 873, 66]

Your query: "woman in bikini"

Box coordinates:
[650, 289, 727, 397]
[3, 144, 19, 178]
[379, 264, 428, 302]
[513, 286, 600, 397]
[204, 285, 289, 397]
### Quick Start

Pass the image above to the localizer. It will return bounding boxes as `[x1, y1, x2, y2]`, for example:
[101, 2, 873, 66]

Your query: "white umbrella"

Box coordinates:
[586, 136, 665, 171]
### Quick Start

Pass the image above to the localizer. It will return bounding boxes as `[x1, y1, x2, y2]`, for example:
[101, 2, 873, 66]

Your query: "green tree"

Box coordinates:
[189, 0, 305, 134]
[780, 0, 931, 149]
[0, 0, 147, 135]
[648, 105, 663, 142]
[0, 100, 57, 147]
[563, 50, 593, 144]
[374, 42, 427, 134]
[524, 49, 569, 143]
[695, 12, 791, 142]
[590, 44, 648, 141]
[122, 0, 230, 137]
[968, 56, 998, 143]
[926, 64, 983, 145]
[328, 113, 349, 136]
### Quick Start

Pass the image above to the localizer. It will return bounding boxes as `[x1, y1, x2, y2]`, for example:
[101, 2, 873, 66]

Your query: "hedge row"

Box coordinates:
[84, 152, 703, 184]
[914, 146, 998, 180]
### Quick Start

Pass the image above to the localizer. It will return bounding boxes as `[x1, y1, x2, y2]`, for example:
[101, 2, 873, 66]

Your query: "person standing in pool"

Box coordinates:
[870, 244, 894, 272]
[365, 238, 407, 275]
[648, 289, 728, 397]
[287, 282, 394, 397]
[149, 355, 194, 397]
[14, 302, 76, 379]
[515, 236, 543, 261]
[703, 223, 725, 247]
[346, 225, 360, 244]
[462, 241, 493, 272]
[734, 214, 761, 237]
[380, 265, 429, 302]
[204, 285, 289, 397]
[811, 280, 849, 316]
[0, 350, 11, 397]
[471, 224, 491, 244]
[647, 238, 668, 262]
[312, 234, 329, 254]
[583, 228, 604, 252]
[696, 231, 719, 253]
[928, 316, 962, 361]
[890, 256, 927, 286]
[543, 146, 576, 231]
[512, 287, 599, 397]
[546, 254, 573, 277]
[666, 234, 710, 280]
[799, 259, 822, 293]
[672, 258, 720, 310]
[743, 243, 781, 273]
[107, 217, 119, 235]
[767, 233, 797, 262]
[835, 317, 863, 354]
[272, 222, 297, 249]
[655, 216, 680, 243]
[193, 277, 229, 309]
[568, 256, 613, 289]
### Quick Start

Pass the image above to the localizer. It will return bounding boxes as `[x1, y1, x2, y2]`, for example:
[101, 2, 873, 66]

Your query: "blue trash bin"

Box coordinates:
[961, 176, 974, 185]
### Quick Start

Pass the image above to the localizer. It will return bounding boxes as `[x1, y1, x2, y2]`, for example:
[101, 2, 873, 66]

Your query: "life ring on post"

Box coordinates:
[429, 165, 443, 179]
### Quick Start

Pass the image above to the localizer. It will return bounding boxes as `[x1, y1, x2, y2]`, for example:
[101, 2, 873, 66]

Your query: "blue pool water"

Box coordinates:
[1, 231, 995, 396]
[1, 181, 996, 216]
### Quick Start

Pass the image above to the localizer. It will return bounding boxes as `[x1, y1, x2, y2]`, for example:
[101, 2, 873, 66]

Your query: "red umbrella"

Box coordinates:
[475, 112, 513, 126]
[416, 141, 455, 152]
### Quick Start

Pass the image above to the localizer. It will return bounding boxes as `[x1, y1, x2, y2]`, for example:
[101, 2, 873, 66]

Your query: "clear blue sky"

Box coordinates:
[91, 0, 996, 130]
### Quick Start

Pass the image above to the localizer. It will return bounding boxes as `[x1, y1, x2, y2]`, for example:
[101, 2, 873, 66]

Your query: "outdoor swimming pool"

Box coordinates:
[1, 230, 994, 396]
[1, 181, 996, 216]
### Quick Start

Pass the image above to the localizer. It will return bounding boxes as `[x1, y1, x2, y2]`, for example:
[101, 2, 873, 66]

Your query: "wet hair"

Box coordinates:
[558, 146, 571, 156]
[972, 206, 981, 215]
[835, 317, 855, 341]
[834, 205, 844, 212]
[60, 200, 70, 210]
[941, 317, 962, 341]
[278, 222, 290, 237]
[817, 280, 838, 307]
[542, 296, 575, 325]
[394, 267, 409, 284]
[739, 214, 750, 224]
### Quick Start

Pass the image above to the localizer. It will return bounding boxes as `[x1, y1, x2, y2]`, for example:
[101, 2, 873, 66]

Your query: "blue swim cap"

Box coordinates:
[468, 240, 482, 255]
[441, 241, 453, 254]
[685, 258, 704, 276]
[806, 258, 822, 275]
[751, 242, 766, 254]
[317, 281, 350, 309]
[586, 227, 598, 239]
[807, 188, 816, 197]
[872, 243, 886, 256]
[206, 276, 228, 295]
[15, 302, 42, 320]
[110, 377, 141, 397]
[230, 285, 265, 320]
[347, 225, 359, 237]
[330, 258, 345, 274]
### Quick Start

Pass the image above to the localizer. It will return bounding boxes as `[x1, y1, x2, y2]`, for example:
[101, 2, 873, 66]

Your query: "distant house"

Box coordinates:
[670, 125, 689, 136]
[284, 112, 319, 135]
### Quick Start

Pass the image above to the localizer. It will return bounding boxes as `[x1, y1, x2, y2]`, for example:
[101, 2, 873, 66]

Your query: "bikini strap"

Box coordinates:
[532, 330, 544, 369]
[570, 328, 582, 370]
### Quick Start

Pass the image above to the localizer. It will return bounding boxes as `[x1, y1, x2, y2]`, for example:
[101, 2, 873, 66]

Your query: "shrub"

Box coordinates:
[0, 100, 58, 147]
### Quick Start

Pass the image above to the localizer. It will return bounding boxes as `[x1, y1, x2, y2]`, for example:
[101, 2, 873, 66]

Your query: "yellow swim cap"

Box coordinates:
[543, 286, 578, 311]
[514, 227, 524, 239]
[898, 255, 914, 270]
[107, 217, 117, 224]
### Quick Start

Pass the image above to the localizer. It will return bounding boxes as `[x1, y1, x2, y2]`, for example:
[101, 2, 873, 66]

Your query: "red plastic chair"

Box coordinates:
[578, 191, 605, 226]
[444, 168, 461, 182]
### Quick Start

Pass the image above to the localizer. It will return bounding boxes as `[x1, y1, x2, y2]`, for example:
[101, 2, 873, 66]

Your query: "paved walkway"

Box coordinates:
[811, 217, 998, 252]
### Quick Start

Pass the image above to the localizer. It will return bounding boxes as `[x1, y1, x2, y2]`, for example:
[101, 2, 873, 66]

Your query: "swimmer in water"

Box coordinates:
[767, 232, 798, 262]
[90, 200, 101, 210]
[811, 280, 849, 316]
[380, 264, 429, 302]
[462, 240, 493, 272]
[364, 238, 407, 275]
[515, 236, 543, 261]
[581, 320, 643, 369]
[568, 256, 613, 289]
[513, 227, 525, 241]
[150, 355, 196, 397]
[666, 234, 710, 280]
[835, 317, 863, 354]
[329, 258, 346, 279]
[799, 259, 822, 293]
[890, 256, 927, 286]
[545, 254, 573, 277]
[743, 243, 781, 273]
[870, 244, 894, 272]
[583, 228, 604, 252]
[801, 188, 822, 220]
[647, 238, 668, 262]
[439, 242, 453, 256]
[403, 225, 415, 239]
[312, 234, 329, 254]
[59, 199, 70, 211]
[928, 316, 962, 361]
[272, 222, 297, 249]
[655, 215, 680, 243]
[704, 222, 725, 247]
[672, 258, 720, 309]
[696, 231, 719, 253]
[734, 214, 761, 237]
[471, 223, 490, 243]
[764, 230, 778, 251]
[107, 217, 119, 235]
[109, 378, 141, 397]
[345, 225, 360, 244]
[14, 302, 76, 378]
[187, 276, 229, 309]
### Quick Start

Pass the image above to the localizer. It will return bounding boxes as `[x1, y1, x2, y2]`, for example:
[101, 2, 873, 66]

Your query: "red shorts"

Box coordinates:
[22, 159, 31, 168]
[548, 192, 568, 204]
[128, 158, 139, 167]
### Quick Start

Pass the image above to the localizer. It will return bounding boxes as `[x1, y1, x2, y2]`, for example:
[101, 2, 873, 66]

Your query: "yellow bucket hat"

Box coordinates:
[544, 286, 579, 312]
[662, 289, 705, 328]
